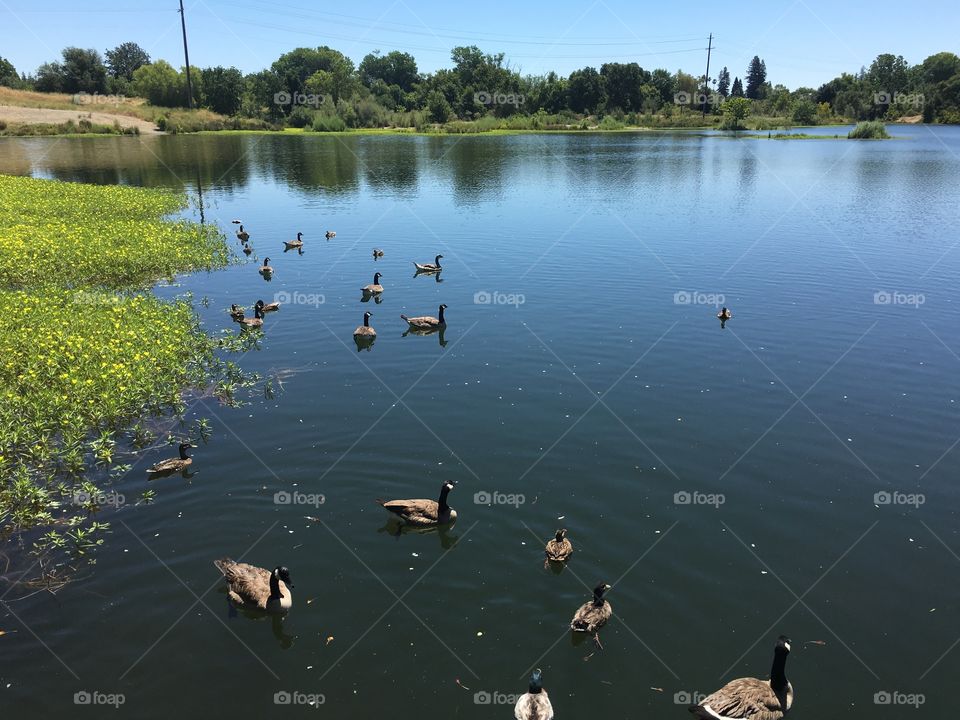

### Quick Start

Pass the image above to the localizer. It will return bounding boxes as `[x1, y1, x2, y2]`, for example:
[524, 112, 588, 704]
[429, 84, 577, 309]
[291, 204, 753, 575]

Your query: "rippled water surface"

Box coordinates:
[2, 125, 960, 717]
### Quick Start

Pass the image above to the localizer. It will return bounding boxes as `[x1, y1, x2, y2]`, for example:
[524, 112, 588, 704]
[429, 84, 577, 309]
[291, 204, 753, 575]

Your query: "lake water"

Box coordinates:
[2, 125, 960, 717]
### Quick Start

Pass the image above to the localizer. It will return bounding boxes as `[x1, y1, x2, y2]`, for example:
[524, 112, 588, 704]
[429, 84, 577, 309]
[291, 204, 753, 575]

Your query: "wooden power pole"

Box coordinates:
[179, 0, 194, 109]
[701, 33, 713, 118]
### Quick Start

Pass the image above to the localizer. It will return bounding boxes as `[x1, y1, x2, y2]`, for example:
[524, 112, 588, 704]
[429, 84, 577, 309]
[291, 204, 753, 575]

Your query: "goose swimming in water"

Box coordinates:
[413, 254, 443, 272]
[213, 559, 294, 613]
[401, 304, 447, 330]
[514, 669, 554, 720]
[570, 582, 612, 648]
[376, 481, 457, 526]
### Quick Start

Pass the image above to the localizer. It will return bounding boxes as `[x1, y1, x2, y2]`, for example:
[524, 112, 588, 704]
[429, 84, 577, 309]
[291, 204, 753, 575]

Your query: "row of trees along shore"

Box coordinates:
[2, 43, 958, 130]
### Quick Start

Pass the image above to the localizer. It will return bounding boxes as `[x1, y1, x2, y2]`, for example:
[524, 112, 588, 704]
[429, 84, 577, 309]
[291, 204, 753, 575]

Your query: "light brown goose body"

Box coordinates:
[690, 636, 793, 720]
[413, 254, 443, 272]
[570, 583, 612, 638]
[362, 272, 384, 294]
[354, 311, 376, 338]
[214, 559, 293, 613]
[401, 303, 447, 330]
[146, 442, 196, 475]
[377, 481, 456, 526]
[545, 529, 573, 562]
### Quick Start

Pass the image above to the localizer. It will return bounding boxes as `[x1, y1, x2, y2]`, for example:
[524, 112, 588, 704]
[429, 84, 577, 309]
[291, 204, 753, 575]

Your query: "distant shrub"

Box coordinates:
[286, 105, 314, 128]
[599, 115, 624, 130]
[848, 121, 890, 139]
[311, 114, 346, 132]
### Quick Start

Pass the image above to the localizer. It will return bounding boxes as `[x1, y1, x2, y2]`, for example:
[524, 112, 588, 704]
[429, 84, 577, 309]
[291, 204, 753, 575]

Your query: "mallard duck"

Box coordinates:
[362, 272, 384, 294]
[236, 225, 250, 242]
[257, 298, 280, 313]
[213, 559, 293, 613]
[283, 232, 304, 249]
[514, 669, 554, 720]
[373, 248, 384, 258]
[689, 636, 793, 719]
[234, 304, 264, 328]
[570, 582, 612, 648]
[229, 303, 244, 321]
[545, 528, 573, 563]
[413, 254, 443, 272]
[718, 307, 733, 320]
[354, 311, 376, 338]
[259, 257, 273, 275]
[401, 303, 447, 330]
[146, 442, 196, 474]
[325, 230, 336, 239]
[376, 481, 457, 526]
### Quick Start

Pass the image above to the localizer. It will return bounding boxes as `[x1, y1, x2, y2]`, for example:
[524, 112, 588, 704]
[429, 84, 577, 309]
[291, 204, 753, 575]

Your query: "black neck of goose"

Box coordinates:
[593, 589, 605, 605]
[438, 485, 451, 509]
[364, 314, 370, 327]
[438, 306, 445, 323]
[435, 256, 442, 267]
[178, 446, 189, 460]
[269, 571, 283, 599]
[770, 651, 788, 692]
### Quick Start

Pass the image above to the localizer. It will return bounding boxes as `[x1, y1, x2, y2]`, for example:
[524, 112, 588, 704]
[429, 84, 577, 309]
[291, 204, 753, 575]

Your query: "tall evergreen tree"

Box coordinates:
[731, 76, 744, 97]
[746, 56, 766, 99]
[717, 66, 730, 97]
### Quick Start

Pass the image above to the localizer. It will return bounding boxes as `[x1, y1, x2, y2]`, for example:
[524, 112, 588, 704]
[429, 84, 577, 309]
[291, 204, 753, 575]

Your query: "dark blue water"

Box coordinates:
[1, 125, 959, 717]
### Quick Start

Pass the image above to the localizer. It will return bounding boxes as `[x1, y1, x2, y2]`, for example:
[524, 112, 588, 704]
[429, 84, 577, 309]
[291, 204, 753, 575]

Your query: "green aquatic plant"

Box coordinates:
[848, 121, 890, 139]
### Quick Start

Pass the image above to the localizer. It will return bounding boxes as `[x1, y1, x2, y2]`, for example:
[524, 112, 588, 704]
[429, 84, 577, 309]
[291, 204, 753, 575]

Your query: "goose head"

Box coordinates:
[297, 232, 303, 240]
[435, 254, 443, 265]
[363, 311, 372, 326]
[273, 566, 294, 589]
[373, 272, 382, 283]
[528, 669, 544, 694]
[593, 582, 611, 603]
[263, 257, 271, 266]
[776, 635, 791, 655]
[177, 442, 197, 459]
[554, 528, 567, 542]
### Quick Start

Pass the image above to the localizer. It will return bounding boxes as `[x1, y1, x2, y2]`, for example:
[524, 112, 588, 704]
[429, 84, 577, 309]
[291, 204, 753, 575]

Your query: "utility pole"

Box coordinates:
[701, 33, 713, 118]
[179, 0, 194, 109]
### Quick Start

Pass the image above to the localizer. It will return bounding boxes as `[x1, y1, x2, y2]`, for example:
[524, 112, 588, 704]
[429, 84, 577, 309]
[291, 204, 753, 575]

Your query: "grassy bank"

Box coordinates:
[0, 174, 231, 583]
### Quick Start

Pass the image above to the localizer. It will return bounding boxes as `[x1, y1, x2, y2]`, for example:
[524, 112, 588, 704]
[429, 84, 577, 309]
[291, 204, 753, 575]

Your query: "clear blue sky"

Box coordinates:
[2, 0, 956, 89]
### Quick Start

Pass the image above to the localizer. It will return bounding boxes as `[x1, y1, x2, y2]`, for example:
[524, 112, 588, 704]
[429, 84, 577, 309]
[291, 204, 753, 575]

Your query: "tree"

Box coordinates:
[717, 66, 730, 97]
[0, 57, 19, 87]
[105, 42, 150, 81]
[60, 47, 108, 94]
[200, 66, 244, 115]
[867, 53, 909, 95]
[132, 59, 185, 106]
[918, 52, 960, 86]
[34, 62, 63, 92]
[721, 97, 751, 129]
[358, 50, 419, 92]
[791, 99, 817, 125]
[731, 76, 744, 98]
[600, 62, 647, 112]
[746, 56, 766, 99]
[649, 68, 674, 106]
[426, 89, 451, 122]
[272, 46, 357, 102]
[567, 67, 606, 114]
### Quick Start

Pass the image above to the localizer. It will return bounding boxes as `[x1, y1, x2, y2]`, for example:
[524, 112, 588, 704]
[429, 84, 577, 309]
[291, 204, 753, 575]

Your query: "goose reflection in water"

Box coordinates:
[402, 325, 447, 347]
[377, 520, 459, 550]
[222, 599, 296, 650]
[413, 267, 443, 283]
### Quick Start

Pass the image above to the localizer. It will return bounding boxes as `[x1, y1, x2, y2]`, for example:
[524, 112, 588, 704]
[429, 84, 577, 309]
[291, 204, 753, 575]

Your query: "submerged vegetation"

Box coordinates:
[0, 175, 235, 587]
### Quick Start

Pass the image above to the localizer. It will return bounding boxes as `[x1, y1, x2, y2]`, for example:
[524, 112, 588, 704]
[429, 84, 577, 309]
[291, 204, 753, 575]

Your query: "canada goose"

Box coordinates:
[401, 303, 447, 330]
[718, 307, 733, 320]
[231, 219, 242, 224]
[325, 231, 336, 239]
[362, 272, 384, 294]
[213, 559, 294, 613]
[570, 582, 612, 648]
[283, 232, 303, 249]
[236, 225, 250, 242]
[234, 304, 264, 328]
[229, 304, 244, 321]
[689, 636, 793, 719]
[257, 298, 280, 313]
[514, 669, 554, 720]
[413, 254, 443, 272]
[243, 244, 252, 255]
[146, 442, 196, 475]
[354, 311, 376, 338]
[377, 481, 457, 526]
[373, 248, 384, 258]
[259, 257, 273, 276]
[545, 528, 573, 564]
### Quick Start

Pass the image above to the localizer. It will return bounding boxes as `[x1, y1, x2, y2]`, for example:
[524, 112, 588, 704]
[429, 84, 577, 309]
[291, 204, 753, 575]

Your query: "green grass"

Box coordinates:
[0, 118, 140, 137]
[0, 175, 233, 584]
[848, 121, 891, 139]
